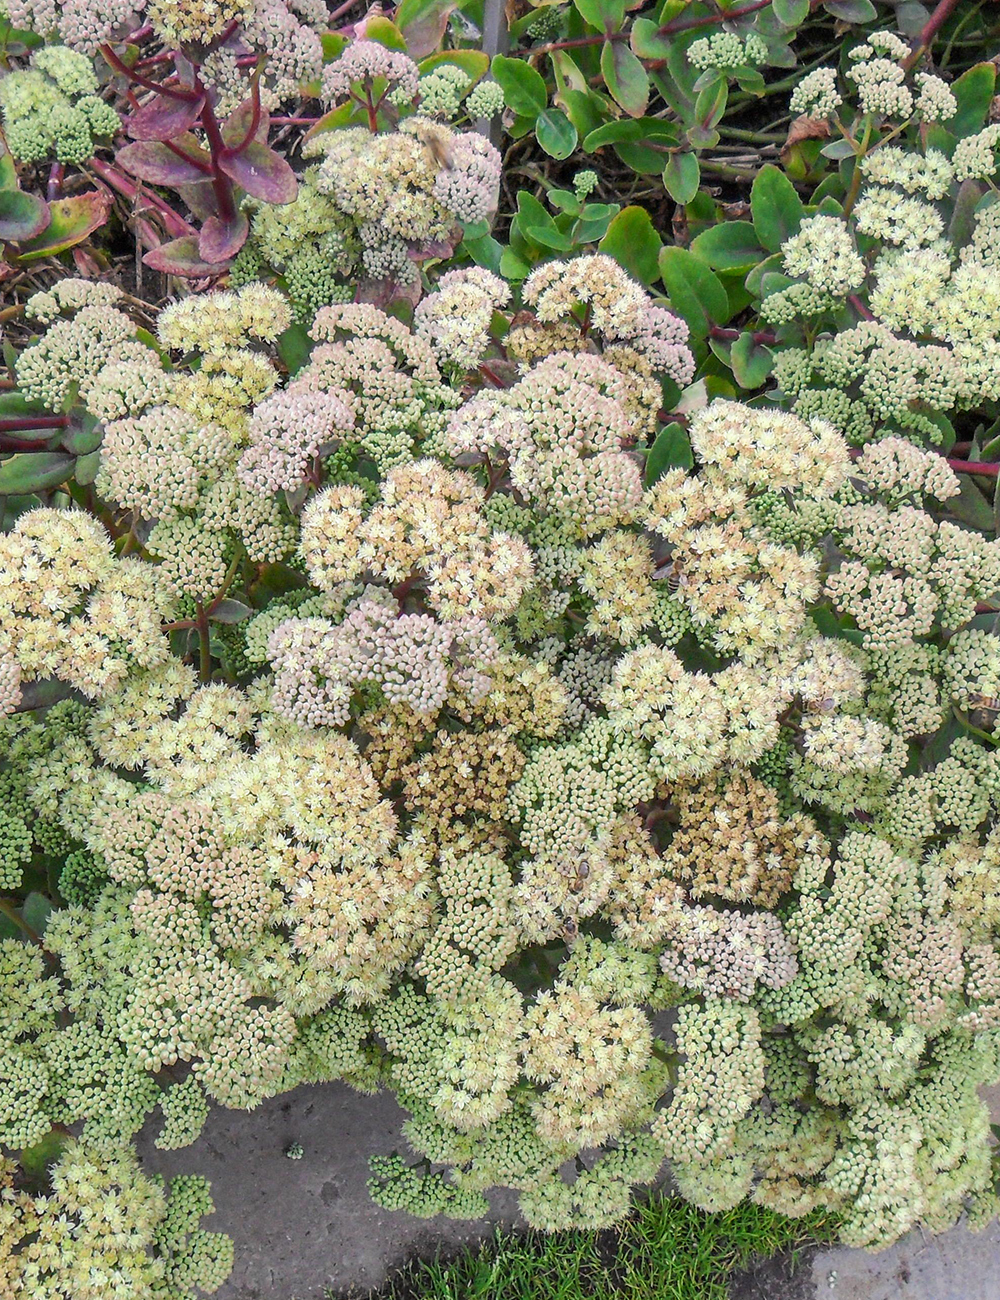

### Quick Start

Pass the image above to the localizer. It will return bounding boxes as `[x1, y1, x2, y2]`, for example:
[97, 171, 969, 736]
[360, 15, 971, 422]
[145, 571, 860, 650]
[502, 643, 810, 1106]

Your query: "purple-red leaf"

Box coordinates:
[176, 180, 220, 221]
[143, 235, 229, 277]
[117, 137, 212, 186]
[222, 97, 271, 147]
[218, 141, 297, 204]
[408, 231, 460, 261]
[198, 210, 249, 262]
[127, 93, 205, 142]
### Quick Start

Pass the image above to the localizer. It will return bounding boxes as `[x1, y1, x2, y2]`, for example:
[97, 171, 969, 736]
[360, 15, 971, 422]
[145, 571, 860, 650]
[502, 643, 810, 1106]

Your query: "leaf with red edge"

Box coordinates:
[0, 188, 50, 243]
[14, 192, 111, 261]
[118, 137, 212, 186]
[199, 211, 249, 262]
[218, 141, 296, 203]
[222, 97, 271, 147]
[127, 93, 205, 142]
[143, 235, 229, 277]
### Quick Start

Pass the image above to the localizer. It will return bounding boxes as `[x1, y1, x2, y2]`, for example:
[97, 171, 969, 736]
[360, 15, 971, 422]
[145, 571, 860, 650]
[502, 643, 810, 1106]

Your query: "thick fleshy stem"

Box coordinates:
[193, 76, 240, 226]
[948, 459, 1000, 477]
[709, 324, 777, 345]
[230, 59, 266, 156]
[99, 42, 199, 102]
[88, 157, 197, 240]
[0, 416, 70, 432]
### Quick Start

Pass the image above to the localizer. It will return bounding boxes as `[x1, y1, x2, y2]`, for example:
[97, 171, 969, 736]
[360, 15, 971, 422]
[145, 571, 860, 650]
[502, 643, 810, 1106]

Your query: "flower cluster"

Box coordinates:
[5, 212, 1000, 1280]
[764, 32, 1000, 449]
[0, 44, 118, 163]
[4, 0, 324, 107]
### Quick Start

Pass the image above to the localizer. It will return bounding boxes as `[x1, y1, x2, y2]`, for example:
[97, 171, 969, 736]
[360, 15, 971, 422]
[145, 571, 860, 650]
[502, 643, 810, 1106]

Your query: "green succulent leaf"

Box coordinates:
[750, 164, 804, 254]
[491, 54, 548, 119]
[536, 108, 578, 159]
[574, 0, 625, 31]
[645, 421, 693, 485]
[689, 221, 766, 272]
[599, 206, 662, 285]
[663, 152, 700, 205]
[730, 332, 773, 390]
[658, 245, 730, 338]
[949, 63, 997, 138]
[0, 452, 75, 494]
[601, 41, 649, 118]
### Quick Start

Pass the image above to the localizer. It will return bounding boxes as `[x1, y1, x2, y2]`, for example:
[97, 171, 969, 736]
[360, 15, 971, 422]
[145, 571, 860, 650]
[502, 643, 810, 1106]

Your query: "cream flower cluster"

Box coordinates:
[6, 238, 1000, 1263]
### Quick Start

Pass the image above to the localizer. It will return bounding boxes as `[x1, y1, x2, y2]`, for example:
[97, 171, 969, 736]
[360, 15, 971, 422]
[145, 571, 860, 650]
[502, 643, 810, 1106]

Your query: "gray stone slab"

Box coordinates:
[138, 1083, 1000, 1300]
[136, 1081, 519, 1300]
[810, 1220, 1000, 1300]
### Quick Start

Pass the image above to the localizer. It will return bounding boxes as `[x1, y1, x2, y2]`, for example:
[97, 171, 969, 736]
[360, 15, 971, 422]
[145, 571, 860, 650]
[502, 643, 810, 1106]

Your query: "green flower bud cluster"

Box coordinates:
[0, 46, 119, 163]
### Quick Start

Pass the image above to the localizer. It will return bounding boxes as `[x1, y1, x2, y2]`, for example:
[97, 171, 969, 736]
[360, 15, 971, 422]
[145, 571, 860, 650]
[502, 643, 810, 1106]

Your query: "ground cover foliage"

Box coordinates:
[3, 0, 1000, 1295]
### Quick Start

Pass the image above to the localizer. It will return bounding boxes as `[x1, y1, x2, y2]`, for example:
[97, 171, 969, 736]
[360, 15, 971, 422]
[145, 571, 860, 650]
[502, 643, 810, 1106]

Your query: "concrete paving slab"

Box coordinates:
[137, 1083, 1000, 1300]
[137, 1081, 519, 1300]
[809, 1220, 1000, 1300]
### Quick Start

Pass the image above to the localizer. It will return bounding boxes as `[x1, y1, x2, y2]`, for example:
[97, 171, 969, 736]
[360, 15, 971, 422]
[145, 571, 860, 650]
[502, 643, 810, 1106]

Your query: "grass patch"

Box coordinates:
[347, 1196, 839, 1300]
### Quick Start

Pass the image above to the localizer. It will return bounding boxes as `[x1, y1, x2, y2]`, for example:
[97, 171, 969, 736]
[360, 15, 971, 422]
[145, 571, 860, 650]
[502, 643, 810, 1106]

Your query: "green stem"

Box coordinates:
[0, 898, 42, 945]
[841, 115, 874, 219]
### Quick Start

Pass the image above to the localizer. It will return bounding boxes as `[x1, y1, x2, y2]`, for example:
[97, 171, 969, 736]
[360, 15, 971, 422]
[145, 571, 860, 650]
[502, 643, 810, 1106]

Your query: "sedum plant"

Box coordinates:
[5, 240, 1000, 1268]
[0, 45, 119, 164]
[6, 4, 1000, 1293]
[232, 39, 502, 312]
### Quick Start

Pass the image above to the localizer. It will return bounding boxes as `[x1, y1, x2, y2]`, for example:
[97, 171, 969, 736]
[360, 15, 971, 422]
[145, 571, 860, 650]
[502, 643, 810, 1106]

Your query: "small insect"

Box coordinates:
[653, 556, 690, 594]
[969, 692, 1000, 714]
[411, 121, 454, 170]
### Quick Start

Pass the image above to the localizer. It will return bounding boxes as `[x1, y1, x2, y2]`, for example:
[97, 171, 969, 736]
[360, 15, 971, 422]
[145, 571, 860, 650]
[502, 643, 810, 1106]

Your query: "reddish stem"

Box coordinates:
[479, 363, 507, 388]
[709, 324, 777, 345]
[0, 434, 53, 451]
[0, 416, 70, 431]
[229, 61, 265, 156]
[194, 77, 240, 225]
[330, 0, 361, 21]
[47, 162, 64, 202]
[903, 0, 964, 71]
[950, 459, 1000, 477]
[163, 137, 215, 174]
[100, 42, 200, 101]
[848, 294, 875, 321]
[89, 157, 197, 239]
[133, 51, 175, 70]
